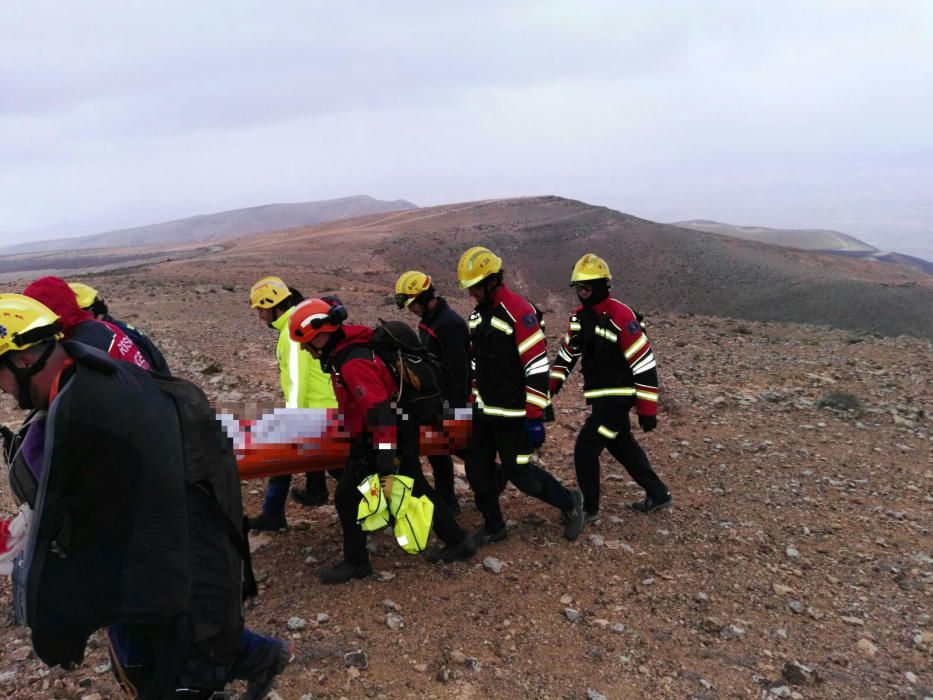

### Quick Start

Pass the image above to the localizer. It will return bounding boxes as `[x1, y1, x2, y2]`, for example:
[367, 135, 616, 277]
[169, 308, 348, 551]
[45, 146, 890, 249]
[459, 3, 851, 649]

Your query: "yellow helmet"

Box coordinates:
[0, 293, 64, 357]
[457, 246, 502, 288]
[250, 276, 290, 309]
[394, 271, 432, 308]
[570, 253, 612, 284]
[68, 282, 100, 310]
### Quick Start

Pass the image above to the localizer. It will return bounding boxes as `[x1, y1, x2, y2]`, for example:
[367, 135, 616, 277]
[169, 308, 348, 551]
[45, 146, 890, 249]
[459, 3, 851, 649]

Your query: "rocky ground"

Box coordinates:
[0, 259, 931, 699]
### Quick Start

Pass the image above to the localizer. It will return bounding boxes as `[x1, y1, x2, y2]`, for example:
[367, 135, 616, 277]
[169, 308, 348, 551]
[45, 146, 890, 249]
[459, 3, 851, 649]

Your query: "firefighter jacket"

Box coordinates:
[329, 325, 399, 459]
[417, 297, 470, 408]
[549, 297, 659, 416]
[468, 283, 550, 422]
[272, 307, 338, 410]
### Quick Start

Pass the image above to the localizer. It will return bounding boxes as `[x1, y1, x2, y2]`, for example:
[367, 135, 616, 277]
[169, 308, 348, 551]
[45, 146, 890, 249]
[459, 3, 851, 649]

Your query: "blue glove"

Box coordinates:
[524, 418, 546, 448]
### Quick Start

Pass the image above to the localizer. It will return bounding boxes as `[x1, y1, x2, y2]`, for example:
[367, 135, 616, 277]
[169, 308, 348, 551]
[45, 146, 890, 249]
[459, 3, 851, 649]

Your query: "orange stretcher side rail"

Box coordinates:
[235, 418, 471, 481]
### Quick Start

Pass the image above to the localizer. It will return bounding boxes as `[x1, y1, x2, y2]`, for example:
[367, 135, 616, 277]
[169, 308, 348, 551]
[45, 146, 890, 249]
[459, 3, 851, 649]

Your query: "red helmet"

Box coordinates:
[289, 298, 341, 344]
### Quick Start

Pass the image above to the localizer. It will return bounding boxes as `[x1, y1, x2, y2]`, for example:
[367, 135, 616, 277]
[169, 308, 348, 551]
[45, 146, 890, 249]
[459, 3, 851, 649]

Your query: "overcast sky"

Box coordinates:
[2, 1, 931, 259]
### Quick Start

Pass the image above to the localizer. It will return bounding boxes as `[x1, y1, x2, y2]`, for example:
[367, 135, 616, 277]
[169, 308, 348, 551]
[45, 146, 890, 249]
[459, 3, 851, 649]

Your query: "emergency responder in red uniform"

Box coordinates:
[550, 254, 672, 521]
[457, 247, 584, 547]
[394, 270, 470, 514]
[289, 299, 475, 584]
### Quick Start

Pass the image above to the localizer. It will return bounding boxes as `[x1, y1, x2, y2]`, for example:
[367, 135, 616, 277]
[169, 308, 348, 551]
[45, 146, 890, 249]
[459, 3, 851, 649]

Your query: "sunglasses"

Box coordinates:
[394, 294, 413, 309]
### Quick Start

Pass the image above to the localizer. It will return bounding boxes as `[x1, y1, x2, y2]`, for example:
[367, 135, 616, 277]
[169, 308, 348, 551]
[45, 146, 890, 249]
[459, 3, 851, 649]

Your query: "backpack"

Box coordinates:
[152, 373, 258, 687]
[335, 320, 447, 423]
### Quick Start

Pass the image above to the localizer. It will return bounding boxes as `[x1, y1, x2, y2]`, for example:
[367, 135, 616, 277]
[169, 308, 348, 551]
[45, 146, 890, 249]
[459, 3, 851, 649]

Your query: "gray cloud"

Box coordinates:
[1, 1, 931, 258]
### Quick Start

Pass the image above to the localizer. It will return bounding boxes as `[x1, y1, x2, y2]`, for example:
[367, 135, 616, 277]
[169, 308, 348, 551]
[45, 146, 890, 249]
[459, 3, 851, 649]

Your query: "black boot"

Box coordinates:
[248, 512, 287, 532]
[318, 559, 373, 585]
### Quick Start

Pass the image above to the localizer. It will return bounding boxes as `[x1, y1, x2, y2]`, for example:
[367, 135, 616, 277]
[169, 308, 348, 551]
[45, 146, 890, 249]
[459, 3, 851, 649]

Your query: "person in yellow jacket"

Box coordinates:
[248, 276, 339, 531]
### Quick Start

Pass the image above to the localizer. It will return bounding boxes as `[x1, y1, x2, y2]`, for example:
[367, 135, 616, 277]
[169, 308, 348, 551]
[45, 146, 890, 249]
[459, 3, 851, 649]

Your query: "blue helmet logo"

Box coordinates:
[0, 324, 7, 339]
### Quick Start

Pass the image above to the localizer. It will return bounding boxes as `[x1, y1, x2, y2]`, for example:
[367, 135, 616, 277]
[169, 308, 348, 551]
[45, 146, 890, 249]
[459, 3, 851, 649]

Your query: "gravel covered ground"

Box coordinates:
[1, 262, 930, 699]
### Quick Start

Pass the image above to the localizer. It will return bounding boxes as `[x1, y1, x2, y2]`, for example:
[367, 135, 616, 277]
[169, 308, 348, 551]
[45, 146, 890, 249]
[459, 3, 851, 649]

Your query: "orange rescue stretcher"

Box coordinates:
[220, 407, 471, 481]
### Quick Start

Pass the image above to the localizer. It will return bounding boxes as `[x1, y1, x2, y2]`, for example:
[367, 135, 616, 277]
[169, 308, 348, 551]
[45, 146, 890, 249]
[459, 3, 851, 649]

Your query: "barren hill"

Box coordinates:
[215, 196, 933, 339]
[1, 225, 929, 697]
[672, 219, 877, 253]
[0, 195, 417, 255]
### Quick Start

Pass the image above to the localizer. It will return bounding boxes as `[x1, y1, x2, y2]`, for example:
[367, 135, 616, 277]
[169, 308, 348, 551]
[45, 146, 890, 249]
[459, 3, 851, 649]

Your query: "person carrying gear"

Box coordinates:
[550, 254, 672, 521]
[456, 246, 585, 547]
[68, 281, 171, 374]
[394, 270, 470, 514]
[0, 294, 292, 700]
[23, 276, 152, 371]
[289, 298, 475, 585]
[248, 276, 340, 531]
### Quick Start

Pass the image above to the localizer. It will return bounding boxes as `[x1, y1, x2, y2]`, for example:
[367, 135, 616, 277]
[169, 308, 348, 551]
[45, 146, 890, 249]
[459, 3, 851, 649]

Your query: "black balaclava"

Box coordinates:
[476, 272, 503, 309]
[2, 342, 56, 410]
[415, 287, 436, 318]
[318, 327, 346, 373]
[579, 279, 610, 308]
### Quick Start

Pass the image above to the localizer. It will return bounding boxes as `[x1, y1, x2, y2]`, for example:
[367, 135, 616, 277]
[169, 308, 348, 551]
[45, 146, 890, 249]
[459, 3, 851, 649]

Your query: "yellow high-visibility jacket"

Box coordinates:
[272, 307, 338, 409]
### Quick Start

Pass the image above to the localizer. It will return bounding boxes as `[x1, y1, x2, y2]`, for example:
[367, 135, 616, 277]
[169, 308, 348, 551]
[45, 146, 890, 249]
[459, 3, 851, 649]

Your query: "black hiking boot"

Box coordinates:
[318, 560, 373, 585]
[248, 513, 288, 533]
[240, 639, 294, 700]
[468, 524, 508, 549]
[424, 538, 477, 564]
[290, 487, 329, 507]
[629, 493, 673, 514]
[583, 510, 600, 525]
[562, 489, 585, 541]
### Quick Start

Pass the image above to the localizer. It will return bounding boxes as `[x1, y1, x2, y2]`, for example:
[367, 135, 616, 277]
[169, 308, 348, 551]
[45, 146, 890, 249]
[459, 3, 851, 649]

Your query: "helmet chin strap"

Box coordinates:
[3, 342, 55, 410]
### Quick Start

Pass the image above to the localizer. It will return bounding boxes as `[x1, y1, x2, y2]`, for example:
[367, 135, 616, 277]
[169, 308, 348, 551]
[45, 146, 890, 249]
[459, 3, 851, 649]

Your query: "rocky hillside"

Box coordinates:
[0, 195, 417, 255]
[0, 233, 930, 698]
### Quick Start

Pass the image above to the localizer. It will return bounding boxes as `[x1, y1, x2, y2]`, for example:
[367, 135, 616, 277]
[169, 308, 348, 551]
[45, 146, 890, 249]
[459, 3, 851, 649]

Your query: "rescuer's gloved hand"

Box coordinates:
[543, 404, 556, 423]
[638, 414, 657, 433]
[376, 451, 398, 477]
[524, 418, 546, 448]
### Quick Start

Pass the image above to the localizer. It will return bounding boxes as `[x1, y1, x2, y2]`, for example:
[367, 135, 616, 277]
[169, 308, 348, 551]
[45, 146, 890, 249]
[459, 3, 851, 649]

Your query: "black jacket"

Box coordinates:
[15, 342, 243, 689]
[418, 297, 470, 408]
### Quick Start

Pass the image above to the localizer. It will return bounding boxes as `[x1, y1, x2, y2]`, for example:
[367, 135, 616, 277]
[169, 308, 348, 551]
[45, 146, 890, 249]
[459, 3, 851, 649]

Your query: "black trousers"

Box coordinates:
[427, 454, 457, 507]
[269, 469, 329, 497]
[574, 400, 668, 513]
[333, 452, 467, 566]
[465, 419, 574, 533]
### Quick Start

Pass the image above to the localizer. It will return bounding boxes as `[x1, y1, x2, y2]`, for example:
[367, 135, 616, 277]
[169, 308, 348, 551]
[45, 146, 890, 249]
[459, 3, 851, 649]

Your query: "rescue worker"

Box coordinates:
[23, 276, 151, 371]
[68, 281, 171, 374]
[248, 277, 339, 531]
[0, 294, 291, 699]
[289, 298, 475, 584]
[394, 270, 470, 513]
[549, 254, 672, 520]
[456, 246, 585, 547]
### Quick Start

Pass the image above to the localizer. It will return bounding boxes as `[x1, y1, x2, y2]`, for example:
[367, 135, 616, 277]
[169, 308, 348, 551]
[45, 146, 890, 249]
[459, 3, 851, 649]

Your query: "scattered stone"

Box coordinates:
[641, 577, 655, 586]
[591, 618, 610, 628]
[788, 600, 805, 614]
[728, 624, 746, 638]
[559, 594, 573, 605]
[9, 647, 30, 661]
[414, 663, 428, 673]
[856, 638, 878, 657]
[376, 570, 396, 582]
[464, 657, 481, 672]
[346, 666, 360, 679]
[386, 612, 405, 630]
[695, 591, 710, 604]
[913, 631, 933, 651]
[316, 612, 330, 624]
[450, 650, 468, 665]
[782, 660, 817, 686]
[905, 671, 917, 684]
[587, 690, 608, 700]
[564, 608, 582, 622]
[588, 534, 605, 546]
[611, 623, 626, 634]
[785, 546, 800, 559]
[701, 616, 725, 634]
[0, 671, 17, 685]
[80, 694, 102, 700]
[776, 628, 788, 639]
[840, 616, 864, 626]
[483, 556, 504, 574]
[772, 583, 795, 596]
[382, 599, 399, 611]
[344, 650, 368, 669]
[286, 616, 308, 631]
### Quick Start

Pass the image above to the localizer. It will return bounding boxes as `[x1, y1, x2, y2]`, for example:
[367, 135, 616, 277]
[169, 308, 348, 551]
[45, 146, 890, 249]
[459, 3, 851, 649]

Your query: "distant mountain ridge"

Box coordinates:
[672, 219, 878, 252]
[1, 195, 417, 254]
